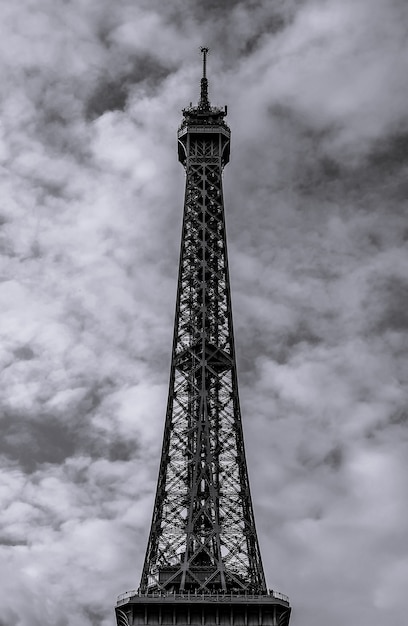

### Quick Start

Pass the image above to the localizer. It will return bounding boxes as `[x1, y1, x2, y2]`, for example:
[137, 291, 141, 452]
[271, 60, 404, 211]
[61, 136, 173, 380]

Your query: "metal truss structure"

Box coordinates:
[140, 49, 265, 595]
[116, 48, 290, 626]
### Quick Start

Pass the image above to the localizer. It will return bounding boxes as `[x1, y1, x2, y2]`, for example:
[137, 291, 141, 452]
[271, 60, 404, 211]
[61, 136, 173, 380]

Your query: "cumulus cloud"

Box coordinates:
[0, 1, 407, 625]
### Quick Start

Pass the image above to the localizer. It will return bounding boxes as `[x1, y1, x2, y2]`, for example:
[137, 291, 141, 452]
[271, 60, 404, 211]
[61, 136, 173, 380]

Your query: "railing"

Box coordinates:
[117, 589, 289, 605]
[270, 591, 290, 604]
[177, 125, 231, 138]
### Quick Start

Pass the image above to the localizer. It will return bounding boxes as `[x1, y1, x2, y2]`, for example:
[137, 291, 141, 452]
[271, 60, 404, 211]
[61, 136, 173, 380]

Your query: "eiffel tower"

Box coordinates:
[115, 48, 291, 626]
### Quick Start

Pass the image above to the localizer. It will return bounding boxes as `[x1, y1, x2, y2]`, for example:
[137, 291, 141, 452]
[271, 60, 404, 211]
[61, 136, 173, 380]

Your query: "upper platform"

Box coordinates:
[177, 105, 230, 137]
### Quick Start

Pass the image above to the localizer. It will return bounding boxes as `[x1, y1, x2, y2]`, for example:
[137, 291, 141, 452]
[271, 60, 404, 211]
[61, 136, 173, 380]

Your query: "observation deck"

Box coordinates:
[117, 590, 290, 607]
[116, 590, 291, 626]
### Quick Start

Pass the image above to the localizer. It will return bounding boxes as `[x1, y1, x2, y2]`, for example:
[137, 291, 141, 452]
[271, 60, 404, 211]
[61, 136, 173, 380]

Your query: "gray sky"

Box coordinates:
[1, 1, 407, 625]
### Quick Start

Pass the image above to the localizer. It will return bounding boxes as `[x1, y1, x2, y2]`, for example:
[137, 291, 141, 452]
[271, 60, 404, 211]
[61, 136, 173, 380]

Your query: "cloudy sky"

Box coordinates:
[1, 0, 407, 625]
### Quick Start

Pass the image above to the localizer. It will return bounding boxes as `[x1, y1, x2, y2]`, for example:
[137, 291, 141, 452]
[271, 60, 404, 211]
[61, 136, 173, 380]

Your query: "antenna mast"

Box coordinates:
[199, 46, 210, 109]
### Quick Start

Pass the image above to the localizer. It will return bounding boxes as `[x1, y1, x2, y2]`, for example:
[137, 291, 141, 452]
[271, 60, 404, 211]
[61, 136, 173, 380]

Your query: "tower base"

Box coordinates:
[116, 591, 291, 626]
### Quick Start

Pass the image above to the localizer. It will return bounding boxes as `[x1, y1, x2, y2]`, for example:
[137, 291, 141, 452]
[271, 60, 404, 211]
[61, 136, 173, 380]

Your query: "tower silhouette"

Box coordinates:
[116, 49, 291, 626]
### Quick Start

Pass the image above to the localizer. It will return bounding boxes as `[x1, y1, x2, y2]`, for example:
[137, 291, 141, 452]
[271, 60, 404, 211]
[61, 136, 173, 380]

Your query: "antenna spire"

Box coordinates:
[199, 46, 210, 109]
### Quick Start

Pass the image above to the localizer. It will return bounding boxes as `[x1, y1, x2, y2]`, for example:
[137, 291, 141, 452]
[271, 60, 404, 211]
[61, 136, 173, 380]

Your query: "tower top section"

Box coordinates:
[179, 47, 229, 131]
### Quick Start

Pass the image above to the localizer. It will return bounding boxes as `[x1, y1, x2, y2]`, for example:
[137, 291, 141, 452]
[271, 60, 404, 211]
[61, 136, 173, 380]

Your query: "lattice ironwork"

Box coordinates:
[140, 49, 267, 595]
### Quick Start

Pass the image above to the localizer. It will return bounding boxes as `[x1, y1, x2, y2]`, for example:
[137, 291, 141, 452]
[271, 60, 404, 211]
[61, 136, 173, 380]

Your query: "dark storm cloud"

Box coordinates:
[1, 415, 78, 471]
[86, 79, 129, 119]
[369, 131, 408, 172]
[86, 54, 174, 119]
[366, 276, 408, 334]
